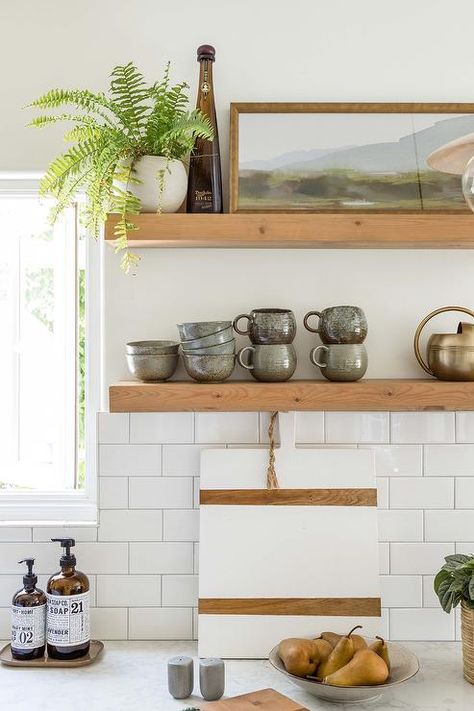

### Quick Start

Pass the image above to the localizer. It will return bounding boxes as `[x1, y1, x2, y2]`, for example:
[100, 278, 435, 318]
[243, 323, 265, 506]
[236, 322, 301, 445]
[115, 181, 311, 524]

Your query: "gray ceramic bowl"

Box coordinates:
[181, 339, 236, 355]
[268, 638, 419, 704]
[181, 326, 234, 349]
[182, 354, 235, 382]
[126, 340, 180, 355]
[126, 353, 178, 382]
[178, 321, 232, 341]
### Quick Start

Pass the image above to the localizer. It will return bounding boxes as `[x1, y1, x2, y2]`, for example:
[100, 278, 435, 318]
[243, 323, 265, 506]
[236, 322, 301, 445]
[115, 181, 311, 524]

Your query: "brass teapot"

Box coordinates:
[414, 306, 474, 381]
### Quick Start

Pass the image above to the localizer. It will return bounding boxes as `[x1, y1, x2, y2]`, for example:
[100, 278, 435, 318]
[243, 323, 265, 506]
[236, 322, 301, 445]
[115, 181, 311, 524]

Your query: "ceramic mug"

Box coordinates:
[233, 308, 296, 344]
[304, 305, 367, 344]
[310, 343, 368, 381]
[237, 344, 297, 382]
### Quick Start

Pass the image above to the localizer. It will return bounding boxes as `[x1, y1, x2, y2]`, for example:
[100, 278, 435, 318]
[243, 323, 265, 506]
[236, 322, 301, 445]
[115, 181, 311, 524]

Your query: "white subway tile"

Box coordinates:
[422, 576, 439, 607]
[389, 608, 454, 640]
[195, 413, 259, 443]
[193, 607, 199, 641]
[97, 575, 161, 607]
[99, 444, 161, 476]
[380, 575, 422, 608]
[0, 608, 10, 638]
[194, 478, 200, 509]
[163, 444, 224, 476]
[130, 542, 193, 574]
[77, 543, 129, 574]
[98, 413, 129, 444]
[390, 543, 454, 575]
[389, 478, 454, 509]
[359, 445, 422, 476]
[455, 542, 474, 555]
[456, 412, 474, 442]
[425, 510, 474, 541]
[325, 412, 389, 444]
[380, 608, 390, 640]
[0, 575, 24, 604]
[379, 543, 389, 575]
[391, 413, 455, 444]
[90, 607, 128, 640]
[378, 510, 423, 542]
[456, 607, 462, 641]
[98, 510, 162, 542]
[130, 413, 194, 444]
[32, 526, 98, 542]
[295, 412, 325, 443]
[0, 527, 31, 542]
[455, 477, 474, 508]
[377, 478, 389, 509]
[194, 543, 199, 574]
[129, 477, 193, 509]
[129, 607, 192, 640]
[425, 445, 474, 476]
[0, 543, 62, 574]
[99, 476, 129, 509]
[163, 510, 199, 542]
[162, 575, 198, 607]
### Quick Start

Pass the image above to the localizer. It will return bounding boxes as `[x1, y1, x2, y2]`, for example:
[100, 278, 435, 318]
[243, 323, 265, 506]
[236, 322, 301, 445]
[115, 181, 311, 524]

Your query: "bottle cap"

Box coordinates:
[18, 558, 37, 589]
[51, 538, 76, 566]
[197, 45, 216, 61]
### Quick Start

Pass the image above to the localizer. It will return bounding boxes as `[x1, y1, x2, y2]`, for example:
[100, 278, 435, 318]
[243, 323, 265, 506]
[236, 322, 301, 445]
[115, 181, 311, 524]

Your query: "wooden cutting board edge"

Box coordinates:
[201, 687, 309, 711]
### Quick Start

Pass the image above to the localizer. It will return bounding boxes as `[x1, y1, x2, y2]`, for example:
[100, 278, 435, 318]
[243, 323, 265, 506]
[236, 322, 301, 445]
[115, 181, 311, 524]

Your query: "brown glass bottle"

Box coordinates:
[11, 558, 46, 660]
[186, 44, 223, 213]
[47, 538, 90, 660]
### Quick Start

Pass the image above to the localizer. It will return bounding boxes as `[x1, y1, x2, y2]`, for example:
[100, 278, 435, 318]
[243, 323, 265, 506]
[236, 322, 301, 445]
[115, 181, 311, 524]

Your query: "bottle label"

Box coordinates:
[11, 604, 46, 650]
[46, 591, 90, 647]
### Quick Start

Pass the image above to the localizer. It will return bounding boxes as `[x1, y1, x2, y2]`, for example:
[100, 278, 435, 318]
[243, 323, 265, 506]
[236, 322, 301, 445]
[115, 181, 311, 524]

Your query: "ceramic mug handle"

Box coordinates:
[304, 310, 322, 333]
[233, 313, 252, 335]
[310, 345, 328, 368]
[237, 346, 255, 370]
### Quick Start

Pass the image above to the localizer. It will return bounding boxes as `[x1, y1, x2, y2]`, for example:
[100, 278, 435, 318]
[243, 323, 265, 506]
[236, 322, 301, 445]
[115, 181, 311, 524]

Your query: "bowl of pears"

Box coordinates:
[269, 625, 419, 704]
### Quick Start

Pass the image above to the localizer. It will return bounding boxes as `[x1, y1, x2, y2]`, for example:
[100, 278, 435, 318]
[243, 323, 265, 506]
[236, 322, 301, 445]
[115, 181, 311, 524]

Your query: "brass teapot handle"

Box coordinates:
[414, 306, 474, 376]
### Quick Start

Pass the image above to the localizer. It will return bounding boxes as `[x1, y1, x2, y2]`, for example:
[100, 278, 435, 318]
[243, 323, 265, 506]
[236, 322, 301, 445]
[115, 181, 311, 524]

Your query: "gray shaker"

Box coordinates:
[168, 656, 194, 699]
[199, 658, 225, 701]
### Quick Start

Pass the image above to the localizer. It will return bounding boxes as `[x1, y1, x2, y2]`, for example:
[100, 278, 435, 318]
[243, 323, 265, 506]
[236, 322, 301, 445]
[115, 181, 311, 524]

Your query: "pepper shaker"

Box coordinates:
[199, 658, 225, 701]
[168, 656, 194, 699]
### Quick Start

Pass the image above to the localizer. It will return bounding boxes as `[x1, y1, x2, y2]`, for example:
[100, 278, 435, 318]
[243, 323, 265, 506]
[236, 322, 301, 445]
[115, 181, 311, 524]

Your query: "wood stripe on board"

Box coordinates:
[199, 598, 381, 617]
[200, 488, 377, 506]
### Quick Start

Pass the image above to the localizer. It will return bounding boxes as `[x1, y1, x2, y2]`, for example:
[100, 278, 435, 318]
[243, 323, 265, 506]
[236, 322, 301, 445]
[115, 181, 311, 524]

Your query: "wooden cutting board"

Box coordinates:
[202, 688, 308, 711]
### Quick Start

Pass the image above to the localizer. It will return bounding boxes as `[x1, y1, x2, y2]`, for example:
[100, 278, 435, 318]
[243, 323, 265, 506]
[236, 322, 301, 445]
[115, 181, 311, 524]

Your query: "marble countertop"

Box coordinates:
[0, 641, 473, 710]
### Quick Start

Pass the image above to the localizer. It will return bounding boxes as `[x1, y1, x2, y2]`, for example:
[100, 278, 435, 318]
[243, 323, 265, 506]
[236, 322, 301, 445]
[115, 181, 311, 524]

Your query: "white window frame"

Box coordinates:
[0, 177, 100, 525]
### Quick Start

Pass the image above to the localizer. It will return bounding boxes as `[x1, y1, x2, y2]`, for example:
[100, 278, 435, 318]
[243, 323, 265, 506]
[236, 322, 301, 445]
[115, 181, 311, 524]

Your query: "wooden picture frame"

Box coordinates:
[229, 103, 474, 213]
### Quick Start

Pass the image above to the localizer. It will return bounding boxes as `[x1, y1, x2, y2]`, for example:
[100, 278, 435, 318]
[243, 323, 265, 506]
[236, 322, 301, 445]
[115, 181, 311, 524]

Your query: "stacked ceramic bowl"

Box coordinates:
[126, 340, 180, 381]
[178, 321, 235, 382]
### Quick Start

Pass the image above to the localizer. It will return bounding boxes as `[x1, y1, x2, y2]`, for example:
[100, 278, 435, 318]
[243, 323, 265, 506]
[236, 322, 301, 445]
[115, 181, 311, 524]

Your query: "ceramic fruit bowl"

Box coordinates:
[268, 639, 419, 704]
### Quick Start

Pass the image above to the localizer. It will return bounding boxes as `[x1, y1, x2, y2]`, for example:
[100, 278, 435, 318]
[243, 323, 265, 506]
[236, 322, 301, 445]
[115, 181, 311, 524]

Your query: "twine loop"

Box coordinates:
[266, 411, 280, 489]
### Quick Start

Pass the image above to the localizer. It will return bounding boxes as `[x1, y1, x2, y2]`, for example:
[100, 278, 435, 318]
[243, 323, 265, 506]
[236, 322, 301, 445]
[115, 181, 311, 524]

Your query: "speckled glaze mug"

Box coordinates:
[310, 343, 368, 381]
[233, 308, 296, 344]
[237, 344, 297, 382]
[304, 306, 367, 344]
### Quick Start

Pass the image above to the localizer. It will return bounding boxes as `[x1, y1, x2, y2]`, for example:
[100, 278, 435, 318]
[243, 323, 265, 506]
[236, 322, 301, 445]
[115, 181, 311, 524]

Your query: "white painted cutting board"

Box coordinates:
[199, 413, 381, 658]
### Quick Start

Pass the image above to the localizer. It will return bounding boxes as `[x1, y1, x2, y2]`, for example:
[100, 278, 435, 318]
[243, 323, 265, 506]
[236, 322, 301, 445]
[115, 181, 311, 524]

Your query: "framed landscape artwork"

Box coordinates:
[229, 103, 474, 213]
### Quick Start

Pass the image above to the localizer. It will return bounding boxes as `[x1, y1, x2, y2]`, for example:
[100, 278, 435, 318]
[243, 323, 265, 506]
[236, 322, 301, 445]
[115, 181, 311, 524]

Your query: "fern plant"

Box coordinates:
[28, 62, 213, 272]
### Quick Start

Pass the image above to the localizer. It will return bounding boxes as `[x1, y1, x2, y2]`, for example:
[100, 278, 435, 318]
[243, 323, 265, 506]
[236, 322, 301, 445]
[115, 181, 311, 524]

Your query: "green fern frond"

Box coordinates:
[109, 62, 150, 139]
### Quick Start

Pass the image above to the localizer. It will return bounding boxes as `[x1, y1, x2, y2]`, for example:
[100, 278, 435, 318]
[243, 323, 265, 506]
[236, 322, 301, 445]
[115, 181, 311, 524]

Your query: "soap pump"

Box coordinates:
[11, 558, 46, 660]
[46, 538, 90, 660]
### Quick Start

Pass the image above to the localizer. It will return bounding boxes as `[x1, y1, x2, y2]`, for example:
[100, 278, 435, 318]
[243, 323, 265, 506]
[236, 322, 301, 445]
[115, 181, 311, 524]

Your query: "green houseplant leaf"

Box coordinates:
[434, 552, 474, 613]
[28, 61, 214, 271]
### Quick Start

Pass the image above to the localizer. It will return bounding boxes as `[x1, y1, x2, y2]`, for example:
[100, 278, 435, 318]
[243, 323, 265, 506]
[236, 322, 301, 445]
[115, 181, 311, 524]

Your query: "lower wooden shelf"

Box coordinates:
[109, 379, 474, 412]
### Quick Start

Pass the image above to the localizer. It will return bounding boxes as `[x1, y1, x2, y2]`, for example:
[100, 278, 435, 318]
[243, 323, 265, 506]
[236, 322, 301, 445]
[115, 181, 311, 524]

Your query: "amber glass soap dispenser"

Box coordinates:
[46, 538, 90, 660]
[11, 558, 46, 660]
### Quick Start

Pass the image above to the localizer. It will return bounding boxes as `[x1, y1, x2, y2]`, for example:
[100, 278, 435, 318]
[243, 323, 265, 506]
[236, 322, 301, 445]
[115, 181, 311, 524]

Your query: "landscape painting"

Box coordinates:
[230, 104, 474, 212]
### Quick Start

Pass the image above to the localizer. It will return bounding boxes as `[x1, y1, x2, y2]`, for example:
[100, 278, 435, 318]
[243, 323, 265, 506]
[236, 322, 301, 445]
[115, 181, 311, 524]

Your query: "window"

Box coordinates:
[0, 181, 98, 523]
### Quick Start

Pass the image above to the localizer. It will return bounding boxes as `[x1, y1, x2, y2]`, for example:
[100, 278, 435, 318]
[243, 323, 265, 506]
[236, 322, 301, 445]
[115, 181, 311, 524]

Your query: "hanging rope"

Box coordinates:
[266, 411, 280, 489]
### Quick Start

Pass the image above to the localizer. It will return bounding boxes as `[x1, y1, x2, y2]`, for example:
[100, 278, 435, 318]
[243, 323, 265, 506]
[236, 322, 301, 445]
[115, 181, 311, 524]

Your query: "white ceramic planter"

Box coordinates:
[130, 156, 187, 213]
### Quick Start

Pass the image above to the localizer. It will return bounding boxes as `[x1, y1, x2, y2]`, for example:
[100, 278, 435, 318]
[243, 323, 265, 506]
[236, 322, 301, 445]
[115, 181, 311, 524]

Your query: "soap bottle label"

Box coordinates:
[46, 591, 90, 646]
[11, 604, 46, 650]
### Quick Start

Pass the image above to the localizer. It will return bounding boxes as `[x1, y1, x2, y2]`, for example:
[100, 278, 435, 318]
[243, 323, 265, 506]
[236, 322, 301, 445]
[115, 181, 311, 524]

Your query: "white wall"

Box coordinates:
[2, 0, 474, 641]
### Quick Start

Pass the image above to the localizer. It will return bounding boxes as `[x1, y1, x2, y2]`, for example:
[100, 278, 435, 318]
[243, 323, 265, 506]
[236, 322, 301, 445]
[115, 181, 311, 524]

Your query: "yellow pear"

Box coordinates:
[321, 629, 367, 651]
[278, 637, 332, 678]
[316, 625, 363, 678]
[323, 648, 389, 687]
[369, 636, 391, 673]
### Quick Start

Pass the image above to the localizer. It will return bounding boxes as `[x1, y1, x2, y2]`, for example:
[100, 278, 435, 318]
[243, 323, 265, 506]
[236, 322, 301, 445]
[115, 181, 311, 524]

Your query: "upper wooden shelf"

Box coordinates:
[105, 213, 474, 249]
[109, 379, 474, 413]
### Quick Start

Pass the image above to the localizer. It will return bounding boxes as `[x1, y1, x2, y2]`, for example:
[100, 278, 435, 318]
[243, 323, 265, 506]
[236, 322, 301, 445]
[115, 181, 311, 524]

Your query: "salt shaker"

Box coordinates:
[199, 658, 225, 701]
[168, 656, 194, 699]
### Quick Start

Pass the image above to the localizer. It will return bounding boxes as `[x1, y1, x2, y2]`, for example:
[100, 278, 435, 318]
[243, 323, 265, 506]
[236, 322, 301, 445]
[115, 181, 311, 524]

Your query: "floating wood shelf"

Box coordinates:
[104, 213, 474, 249]
[109, 379, 474, 413]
